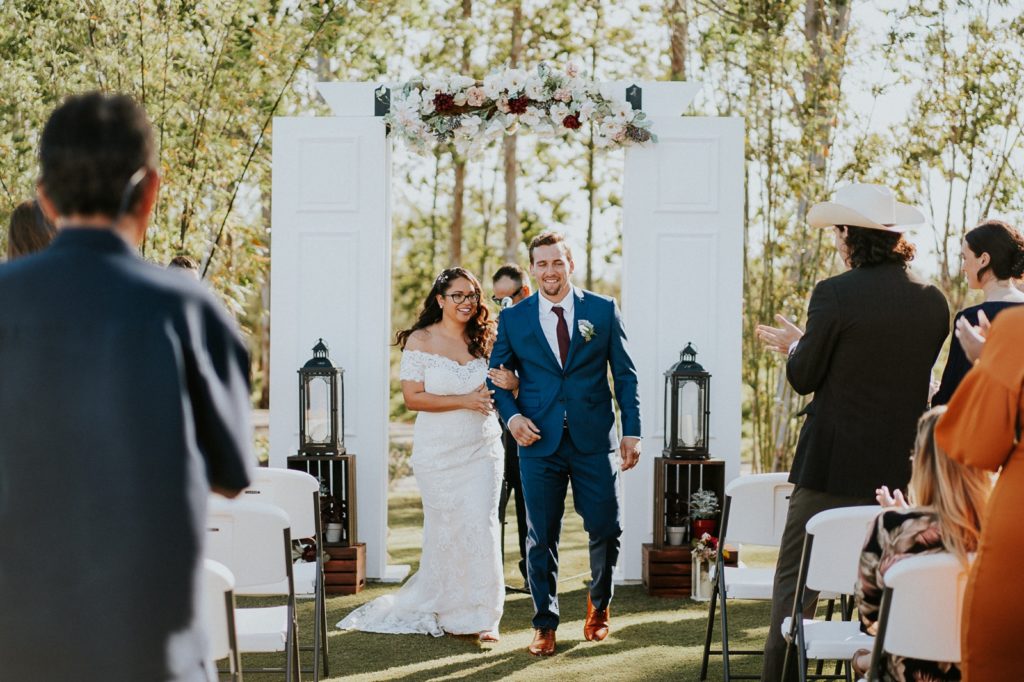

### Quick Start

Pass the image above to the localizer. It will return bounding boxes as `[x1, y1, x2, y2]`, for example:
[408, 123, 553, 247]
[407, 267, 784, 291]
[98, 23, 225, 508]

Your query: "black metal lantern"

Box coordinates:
[663, 342, 711, 459]
[298, 338, 345, 456]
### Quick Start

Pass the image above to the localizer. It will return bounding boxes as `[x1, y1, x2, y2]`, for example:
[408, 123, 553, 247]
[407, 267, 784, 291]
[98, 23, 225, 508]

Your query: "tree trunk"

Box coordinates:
[667, 0, 688, 80]
[503, 0, 522, 264]
[449, 0, 473, 267]
[451, 160, 465, 266]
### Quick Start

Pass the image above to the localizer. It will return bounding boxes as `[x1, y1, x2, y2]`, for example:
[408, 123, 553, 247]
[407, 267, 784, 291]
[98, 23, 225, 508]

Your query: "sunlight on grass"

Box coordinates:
[237, 490, 772, 681]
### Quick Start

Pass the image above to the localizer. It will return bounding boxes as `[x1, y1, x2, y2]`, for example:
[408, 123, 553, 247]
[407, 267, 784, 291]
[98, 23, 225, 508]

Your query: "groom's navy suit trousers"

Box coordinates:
[489, 288, 641, 630]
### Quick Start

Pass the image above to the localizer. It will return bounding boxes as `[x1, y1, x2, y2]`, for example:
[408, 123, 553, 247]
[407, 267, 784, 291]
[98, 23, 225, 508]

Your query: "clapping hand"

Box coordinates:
[875, 485, 909, 509]
[955, 309, 990, 364]
[756, 315, 804, 354]
[464, 384, 495, 415]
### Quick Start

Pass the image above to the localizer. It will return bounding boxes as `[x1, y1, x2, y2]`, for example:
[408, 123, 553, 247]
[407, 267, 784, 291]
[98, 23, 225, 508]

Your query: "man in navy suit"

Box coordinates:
[489, 232, 642, 656]
[0, 92, 252, 681]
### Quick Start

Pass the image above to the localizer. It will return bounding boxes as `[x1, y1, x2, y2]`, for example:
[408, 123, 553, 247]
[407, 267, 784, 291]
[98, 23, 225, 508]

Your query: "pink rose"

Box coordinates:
[466, 86, 486, 107]
[553, 88, 571, 102]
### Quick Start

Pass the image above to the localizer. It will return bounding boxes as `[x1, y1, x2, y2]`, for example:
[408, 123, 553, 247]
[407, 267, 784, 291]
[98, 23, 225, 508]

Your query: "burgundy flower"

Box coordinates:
[562, 114, 582, 130]
[433, 92, 456, 114]
[507, 96, 530, 114]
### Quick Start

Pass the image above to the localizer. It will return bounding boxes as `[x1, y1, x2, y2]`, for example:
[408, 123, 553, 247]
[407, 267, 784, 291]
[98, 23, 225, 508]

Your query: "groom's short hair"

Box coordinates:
[492, 263, 526, 285]
[529, 232, 573, 265]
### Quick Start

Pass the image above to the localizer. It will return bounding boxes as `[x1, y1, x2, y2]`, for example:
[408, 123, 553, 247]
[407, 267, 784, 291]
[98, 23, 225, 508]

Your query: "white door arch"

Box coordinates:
[270, 81, 743, 581]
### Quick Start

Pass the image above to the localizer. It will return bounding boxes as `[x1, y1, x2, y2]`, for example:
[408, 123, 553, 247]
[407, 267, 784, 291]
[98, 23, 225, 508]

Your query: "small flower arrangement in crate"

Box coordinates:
[690, 532, 719, 601]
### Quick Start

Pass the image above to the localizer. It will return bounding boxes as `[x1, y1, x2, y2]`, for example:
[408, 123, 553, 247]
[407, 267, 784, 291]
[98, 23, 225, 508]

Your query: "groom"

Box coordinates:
[488, 231, 642, 656]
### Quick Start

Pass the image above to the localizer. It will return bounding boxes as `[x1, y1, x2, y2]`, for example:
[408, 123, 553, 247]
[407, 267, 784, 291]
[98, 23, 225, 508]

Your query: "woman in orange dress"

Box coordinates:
[935, 305, 1024, 681]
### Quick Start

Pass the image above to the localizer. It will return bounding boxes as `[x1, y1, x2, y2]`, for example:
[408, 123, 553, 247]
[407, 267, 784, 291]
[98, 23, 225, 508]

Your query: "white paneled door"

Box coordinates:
[621, 116, 744, 580]
[270, 114, 391, 579]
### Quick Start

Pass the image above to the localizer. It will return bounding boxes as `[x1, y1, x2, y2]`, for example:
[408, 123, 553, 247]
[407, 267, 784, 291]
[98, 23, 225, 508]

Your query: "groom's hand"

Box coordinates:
[619, 436, 641, 471]
[509, 416, 541, 447]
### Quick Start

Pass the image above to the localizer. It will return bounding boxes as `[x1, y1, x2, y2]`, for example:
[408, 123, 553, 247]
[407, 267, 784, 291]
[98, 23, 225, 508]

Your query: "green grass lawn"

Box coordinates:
[239, 491, 776, 681]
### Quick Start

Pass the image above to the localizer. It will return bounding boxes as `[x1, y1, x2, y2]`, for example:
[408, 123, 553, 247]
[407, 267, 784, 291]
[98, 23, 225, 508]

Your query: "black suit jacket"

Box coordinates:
[0, 229, 252, 681]
[787, 263, 949, 497]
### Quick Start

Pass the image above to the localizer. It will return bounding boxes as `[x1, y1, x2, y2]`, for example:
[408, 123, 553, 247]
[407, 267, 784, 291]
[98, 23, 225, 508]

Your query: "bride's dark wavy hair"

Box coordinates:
[395, 267, 496, 358]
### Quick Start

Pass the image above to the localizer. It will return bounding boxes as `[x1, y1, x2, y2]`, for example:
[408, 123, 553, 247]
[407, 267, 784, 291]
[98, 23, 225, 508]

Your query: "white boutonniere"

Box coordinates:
[578, 319, 596, 342]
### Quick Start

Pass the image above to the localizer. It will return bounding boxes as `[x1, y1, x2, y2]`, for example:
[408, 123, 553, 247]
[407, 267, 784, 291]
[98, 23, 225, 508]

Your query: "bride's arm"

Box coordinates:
[402, 379, 491, 414]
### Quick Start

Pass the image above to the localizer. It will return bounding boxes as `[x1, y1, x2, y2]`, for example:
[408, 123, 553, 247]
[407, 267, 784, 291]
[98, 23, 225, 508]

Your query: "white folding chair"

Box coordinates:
[782, 506, 880, 682]
[862, 553, 967, 682]
[203, 559, 242, 681]
[700, 473, 793, 681]
[239, 468, 327, 680]
[206, 497, 299, 682]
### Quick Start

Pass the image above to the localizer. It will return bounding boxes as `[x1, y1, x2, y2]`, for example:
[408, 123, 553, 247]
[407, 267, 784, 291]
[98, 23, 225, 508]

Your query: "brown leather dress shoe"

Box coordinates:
[584, 594, 610, 641]
[528, 628, 557, 656]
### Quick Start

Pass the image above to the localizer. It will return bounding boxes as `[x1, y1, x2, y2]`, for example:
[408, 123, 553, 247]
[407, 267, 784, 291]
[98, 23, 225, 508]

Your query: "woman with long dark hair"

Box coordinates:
[931, 219, 1024, 405]
[339, 267, 507, 641]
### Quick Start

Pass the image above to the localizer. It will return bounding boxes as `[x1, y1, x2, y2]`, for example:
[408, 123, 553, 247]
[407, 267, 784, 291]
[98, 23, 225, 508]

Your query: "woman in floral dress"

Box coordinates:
[853, 406, 991, 681]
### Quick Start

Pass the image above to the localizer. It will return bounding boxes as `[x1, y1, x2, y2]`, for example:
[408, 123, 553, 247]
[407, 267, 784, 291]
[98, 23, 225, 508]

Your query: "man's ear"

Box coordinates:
[127, 169, 160, 246]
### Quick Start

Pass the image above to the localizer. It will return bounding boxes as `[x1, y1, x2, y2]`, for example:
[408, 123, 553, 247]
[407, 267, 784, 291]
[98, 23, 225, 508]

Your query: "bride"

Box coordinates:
[338, 267, 509, 640]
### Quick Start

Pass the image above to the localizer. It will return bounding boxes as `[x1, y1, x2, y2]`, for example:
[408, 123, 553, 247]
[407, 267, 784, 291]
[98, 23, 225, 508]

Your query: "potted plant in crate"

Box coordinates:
[324, 499, 344, 544]
[666, 495, 689, 546]
[689, 488, 720, 539]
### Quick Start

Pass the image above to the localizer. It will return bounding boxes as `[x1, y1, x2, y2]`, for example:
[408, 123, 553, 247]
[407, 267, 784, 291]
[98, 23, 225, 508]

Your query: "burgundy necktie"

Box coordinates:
[552, 305, 570, 368]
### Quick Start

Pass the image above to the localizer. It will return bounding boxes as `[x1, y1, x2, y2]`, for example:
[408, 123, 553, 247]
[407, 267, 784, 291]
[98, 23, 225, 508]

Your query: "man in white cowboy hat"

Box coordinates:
[755, 183, 949, 682]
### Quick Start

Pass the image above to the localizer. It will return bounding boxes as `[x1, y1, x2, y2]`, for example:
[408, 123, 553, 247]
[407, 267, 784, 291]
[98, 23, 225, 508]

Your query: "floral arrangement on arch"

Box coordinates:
[385, 62, 657, 156]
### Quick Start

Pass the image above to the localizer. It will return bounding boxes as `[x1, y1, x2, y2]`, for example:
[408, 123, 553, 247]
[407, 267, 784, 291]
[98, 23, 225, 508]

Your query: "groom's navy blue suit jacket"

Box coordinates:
[488, 287, 641, 457]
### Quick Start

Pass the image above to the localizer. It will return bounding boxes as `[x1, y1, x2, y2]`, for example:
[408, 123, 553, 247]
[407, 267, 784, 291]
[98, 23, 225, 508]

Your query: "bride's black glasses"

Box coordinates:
[443, 292, 480, 304]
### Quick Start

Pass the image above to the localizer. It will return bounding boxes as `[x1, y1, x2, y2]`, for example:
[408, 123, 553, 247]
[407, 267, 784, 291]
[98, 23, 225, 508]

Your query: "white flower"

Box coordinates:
[525, 76, 549, 101]
[449, 74, 476, 91]
[552, 87, 572, 103]
[419, 97, 435, 115]
[483, 117, 506, 140]
[503, 68, 529, 94]
[424, 76, 447, 94]
[578, 100, 596, 121]
[519, 106, 543, 126]
[549, 103, 571, 125]
[453, 92, 468, 106]
[459, 114, 482, 134]
[482, 73, 504, 99]
[612, 101, 634, 122]
[496, 96, 511, 114]
[578, 319, 596, 342]
[566, 61, 581, 78]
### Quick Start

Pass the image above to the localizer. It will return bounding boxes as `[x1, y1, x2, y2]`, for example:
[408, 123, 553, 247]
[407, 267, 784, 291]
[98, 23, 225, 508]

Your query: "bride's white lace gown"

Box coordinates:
[337, 350, 505, 636]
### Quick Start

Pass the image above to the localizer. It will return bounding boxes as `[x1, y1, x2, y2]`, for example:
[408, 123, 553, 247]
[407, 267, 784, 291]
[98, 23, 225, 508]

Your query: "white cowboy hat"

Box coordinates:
[807, 183, 925, 233]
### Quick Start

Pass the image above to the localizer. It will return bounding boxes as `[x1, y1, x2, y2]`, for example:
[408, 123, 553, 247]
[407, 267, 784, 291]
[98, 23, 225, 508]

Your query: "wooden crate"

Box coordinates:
[652, 458, 725, 549]
[323, 542, 366, 594]
[287, 454, 358, 546]
[642, 543, 693, 597]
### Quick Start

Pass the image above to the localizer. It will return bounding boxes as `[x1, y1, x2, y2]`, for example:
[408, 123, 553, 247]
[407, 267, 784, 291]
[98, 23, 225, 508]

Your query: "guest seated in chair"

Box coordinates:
[851, 406, 991, 681]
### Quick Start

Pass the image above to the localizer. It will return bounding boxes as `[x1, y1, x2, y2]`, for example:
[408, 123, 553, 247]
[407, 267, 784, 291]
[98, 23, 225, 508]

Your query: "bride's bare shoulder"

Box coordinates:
[404, 327, 435, 352]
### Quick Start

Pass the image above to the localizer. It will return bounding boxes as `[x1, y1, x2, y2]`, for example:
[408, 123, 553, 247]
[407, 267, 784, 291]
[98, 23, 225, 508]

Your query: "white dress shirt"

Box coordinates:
[539, 288, 575, 367]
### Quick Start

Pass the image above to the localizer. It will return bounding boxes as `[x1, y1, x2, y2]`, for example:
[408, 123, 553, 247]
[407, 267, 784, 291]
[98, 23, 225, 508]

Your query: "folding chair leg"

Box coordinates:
[719, 576, 732, 682]
[699, 572, 719, 681]
[312, 585, 322, 682]
[319, 573, 330, 677]
[815, 598, 836, 677]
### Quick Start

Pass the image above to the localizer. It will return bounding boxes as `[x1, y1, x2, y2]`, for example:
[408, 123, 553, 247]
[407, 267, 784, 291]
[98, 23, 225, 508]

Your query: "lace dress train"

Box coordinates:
[337, 350, 504, 636]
